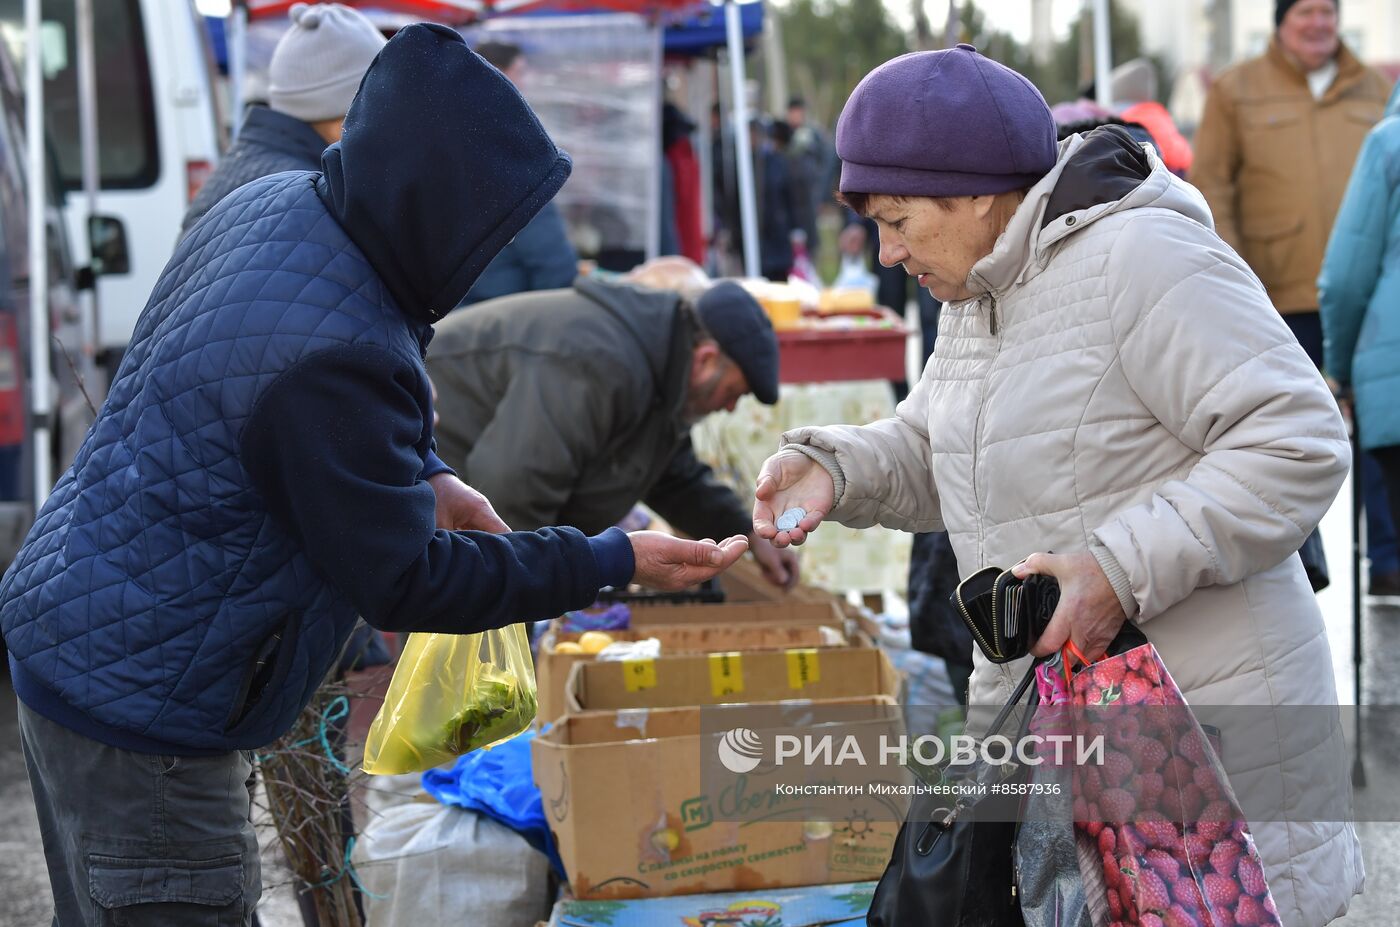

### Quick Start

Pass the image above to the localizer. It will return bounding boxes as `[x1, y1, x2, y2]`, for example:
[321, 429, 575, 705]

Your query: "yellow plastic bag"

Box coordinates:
[362, 625, 538, 775]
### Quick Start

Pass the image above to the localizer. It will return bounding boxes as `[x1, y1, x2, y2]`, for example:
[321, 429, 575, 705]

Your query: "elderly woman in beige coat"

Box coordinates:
[755, 46, 1361, 926]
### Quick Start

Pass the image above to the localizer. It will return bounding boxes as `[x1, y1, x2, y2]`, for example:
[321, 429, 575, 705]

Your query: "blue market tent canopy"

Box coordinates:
[663, 1, 762, 56]
[215, 0, 766, 274]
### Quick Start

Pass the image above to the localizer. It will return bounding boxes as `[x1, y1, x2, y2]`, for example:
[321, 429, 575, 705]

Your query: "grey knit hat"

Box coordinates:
[268, 3, 386, 122]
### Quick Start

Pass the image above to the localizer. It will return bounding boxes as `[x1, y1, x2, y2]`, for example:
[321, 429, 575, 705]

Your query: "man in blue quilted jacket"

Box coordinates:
[0, 24, 745, 926]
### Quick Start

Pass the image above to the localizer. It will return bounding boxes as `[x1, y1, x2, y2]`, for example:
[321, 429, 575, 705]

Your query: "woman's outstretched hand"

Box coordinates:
[753, 449, 835, 548]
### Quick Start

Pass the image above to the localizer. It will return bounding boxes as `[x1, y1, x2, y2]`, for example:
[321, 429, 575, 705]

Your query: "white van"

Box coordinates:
[0, 0, 223, 372]
[0, 36, 93, 572]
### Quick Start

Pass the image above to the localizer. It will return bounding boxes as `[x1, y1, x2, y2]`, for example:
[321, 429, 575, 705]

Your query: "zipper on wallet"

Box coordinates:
[954, 581, 1001, 661]
[991, 568, 1023, 659]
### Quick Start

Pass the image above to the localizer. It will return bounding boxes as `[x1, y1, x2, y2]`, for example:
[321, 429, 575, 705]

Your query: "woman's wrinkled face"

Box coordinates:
[866, 194, 1001, 302]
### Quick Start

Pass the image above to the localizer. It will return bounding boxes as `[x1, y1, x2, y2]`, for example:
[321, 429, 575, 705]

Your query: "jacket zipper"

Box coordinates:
[967, 275, 1000, 572]
[991, 569, 1006, 656]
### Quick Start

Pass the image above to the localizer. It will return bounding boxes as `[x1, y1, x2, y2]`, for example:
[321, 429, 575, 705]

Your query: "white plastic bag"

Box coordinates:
[353, 802, 550, 927]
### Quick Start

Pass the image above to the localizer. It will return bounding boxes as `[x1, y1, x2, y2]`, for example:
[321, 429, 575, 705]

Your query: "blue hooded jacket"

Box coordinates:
[1319, 82, 1400, 451]
[0, 24, 634, 754]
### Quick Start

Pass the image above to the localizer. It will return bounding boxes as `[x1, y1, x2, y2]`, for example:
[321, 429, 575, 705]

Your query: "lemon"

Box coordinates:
[651, 828, 680, 854]
[577, 631, 615, 655]
[553, 641, 584, 654]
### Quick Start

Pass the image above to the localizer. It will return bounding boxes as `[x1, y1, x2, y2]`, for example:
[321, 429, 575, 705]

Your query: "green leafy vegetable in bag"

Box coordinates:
[363, 627, 539, 775]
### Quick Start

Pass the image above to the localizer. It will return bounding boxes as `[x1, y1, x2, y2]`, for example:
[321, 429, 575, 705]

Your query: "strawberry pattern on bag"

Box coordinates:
[1034, 642, 1282, 927]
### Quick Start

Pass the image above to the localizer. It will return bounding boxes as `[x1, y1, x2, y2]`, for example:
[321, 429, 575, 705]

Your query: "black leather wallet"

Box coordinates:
[951, 566, 1061, 664]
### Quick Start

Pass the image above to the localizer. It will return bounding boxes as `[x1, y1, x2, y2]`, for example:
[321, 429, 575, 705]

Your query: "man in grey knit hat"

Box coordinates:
[182, 2, 386, 234]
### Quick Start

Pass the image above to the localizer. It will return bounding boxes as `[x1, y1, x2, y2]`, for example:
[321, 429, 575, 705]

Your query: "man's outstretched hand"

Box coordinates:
[629, 532, 748, 590]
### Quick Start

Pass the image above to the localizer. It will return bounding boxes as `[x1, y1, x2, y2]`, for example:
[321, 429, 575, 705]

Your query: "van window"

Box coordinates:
[0, 0, 159, 191]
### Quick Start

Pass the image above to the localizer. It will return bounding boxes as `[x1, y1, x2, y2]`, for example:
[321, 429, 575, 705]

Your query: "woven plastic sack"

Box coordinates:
[363, 626, 538, 775]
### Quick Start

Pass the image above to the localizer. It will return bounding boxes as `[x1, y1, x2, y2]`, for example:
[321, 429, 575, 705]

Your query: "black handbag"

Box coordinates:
[867, 658, 1043, 927]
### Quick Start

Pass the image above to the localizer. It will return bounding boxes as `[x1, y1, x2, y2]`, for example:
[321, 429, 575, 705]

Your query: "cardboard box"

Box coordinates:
[536, 623, 849, 726]
[564, 647, 901, 714]
[550, 599, 849, 642]
[628, 598, 847, 630]
[716, 558, 841, 606]
[546, 881, 878, 925]
[533, 703, 900, 900]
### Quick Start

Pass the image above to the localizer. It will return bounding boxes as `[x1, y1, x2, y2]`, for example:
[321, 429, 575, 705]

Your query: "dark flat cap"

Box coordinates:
[696, 281, 780, 405]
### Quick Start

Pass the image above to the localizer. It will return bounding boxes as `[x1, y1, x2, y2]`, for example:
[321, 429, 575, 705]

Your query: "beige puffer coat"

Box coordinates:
[785, 130, 1361, 926]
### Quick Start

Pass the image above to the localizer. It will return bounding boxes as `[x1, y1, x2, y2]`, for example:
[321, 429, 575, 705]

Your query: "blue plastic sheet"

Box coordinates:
[420, 728, 566, 878]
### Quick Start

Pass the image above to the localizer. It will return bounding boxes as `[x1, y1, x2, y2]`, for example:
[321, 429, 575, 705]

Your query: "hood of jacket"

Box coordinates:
[317, 23, 572, 325]
[1388, 79, 1400, 117]
[965, 125, 1213, 300]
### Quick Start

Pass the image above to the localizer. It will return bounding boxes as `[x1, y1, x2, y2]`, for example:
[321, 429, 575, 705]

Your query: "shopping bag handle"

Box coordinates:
[1058, 620, 1151, 686]
[1059, 640, 1097, 687]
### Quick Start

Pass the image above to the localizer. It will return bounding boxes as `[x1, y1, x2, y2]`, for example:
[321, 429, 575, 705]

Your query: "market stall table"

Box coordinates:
[777, 307, 909, 383]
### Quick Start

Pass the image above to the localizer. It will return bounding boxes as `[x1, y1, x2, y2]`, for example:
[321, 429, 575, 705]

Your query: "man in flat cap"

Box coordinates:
[429, 277, 800, 588]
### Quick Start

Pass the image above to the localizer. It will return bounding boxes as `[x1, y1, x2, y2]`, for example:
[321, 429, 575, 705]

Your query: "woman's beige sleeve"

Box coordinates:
[1092, 214, 1349, 622]
[780, 367, 944, 533]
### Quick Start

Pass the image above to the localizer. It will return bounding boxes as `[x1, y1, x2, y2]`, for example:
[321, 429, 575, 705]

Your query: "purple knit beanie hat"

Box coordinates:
[837, 45, 1057, 197]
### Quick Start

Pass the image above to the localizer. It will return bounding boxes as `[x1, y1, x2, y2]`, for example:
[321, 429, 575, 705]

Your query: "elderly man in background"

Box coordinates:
[428, 275, 800, 588]
[1191, 0, 1397, 596]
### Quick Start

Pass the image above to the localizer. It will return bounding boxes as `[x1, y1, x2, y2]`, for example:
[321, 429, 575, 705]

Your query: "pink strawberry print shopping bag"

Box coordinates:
[1035, 640, 1282, 927]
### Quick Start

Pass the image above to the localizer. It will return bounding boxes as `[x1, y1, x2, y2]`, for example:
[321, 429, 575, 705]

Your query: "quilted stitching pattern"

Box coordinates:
[182, 108, 326, 234]
[0, 172, 430, 749]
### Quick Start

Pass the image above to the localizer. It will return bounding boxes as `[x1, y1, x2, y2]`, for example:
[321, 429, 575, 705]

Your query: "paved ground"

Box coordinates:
[1, 470, 1397, 926]
[0, 670, 306, 927]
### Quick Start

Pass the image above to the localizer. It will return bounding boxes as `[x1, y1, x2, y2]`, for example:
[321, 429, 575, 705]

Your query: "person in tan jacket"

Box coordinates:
[756, 45, 1362, 925]
[1191, 0, 1398, 596]
[1191, 0, 1389, 319]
